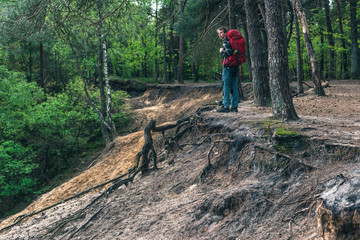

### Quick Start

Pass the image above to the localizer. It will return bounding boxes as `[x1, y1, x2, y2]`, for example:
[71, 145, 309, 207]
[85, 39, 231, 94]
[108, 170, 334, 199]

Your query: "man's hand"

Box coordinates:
[219, 47, 224, 53]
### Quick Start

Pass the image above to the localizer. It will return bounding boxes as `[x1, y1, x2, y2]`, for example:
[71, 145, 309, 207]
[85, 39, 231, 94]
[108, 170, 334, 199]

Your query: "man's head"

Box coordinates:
[217, 26, 228, 40]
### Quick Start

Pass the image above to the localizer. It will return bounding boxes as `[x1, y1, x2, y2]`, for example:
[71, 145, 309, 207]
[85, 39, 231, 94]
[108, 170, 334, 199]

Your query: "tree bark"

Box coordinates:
[169, 16, 175, 82]
[245, 0, 271, 106]
[40, 42, 47, 94]
[293, 3, 304, 93]
[97, 1, 117, 144]
[228, 0, 236, 29]
[323, 0, 336, 80]
[27, 42, 33, 83]
[238, 11, 249, 100]
[293, 0, 325, 96]
[178, 0, 184, 83]
[102, 35, 117, 139]
[264, 0, 299, 120]
[97, 17, 110, 146]
[155, 1, 160, 81]
[334, 0, 348, 78]
[163, 25, 169, 83]
[350, 0, 359, 79]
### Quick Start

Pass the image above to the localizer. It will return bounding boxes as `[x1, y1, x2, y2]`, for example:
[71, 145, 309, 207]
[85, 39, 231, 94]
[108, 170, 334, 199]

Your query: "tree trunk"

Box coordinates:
[293, 0, 325, 96]
[257, 3, 268, 52]
[83, 53, 90, 85]
[334, 0, 348, 78]
[178, 0, 184, 83]
[97, 1, 117, 144]
[169, 15, 175, 82]
[64, 26, 114, 139]
[320, 31, 325, 81]
[28, 42, 33, 83]
[245, 0, 271, 106]
[264, 0, 299, 120]
[293, 3, 304, 94]
[97, 28, 111, 146]
[155, 1, 160, 81]
[323, 0, 335, 80]
[40, 42, 47, 94]
[238, 10, 249, 100]
[350, 0, 359, 79]
[192, 62, 199, 82]
[228, 0, 236, 29]
[163, 25, 169, 83]
[102, 35, 117, 139]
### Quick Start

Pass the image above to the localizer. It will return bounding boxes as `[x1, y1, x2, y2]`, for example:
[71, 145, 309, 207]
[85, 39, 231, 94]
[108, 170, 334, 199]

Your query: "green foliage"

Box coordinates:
[0, 64, 129, 215]
[0, 65, 41, 199]
[0, 141, 38, 197]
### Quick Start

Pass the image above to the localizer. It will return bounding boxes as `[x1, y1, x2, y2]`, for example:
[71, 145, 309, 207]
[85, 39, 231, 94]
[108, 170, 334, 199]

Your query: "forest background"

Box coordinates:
[0, 0, 359, 219]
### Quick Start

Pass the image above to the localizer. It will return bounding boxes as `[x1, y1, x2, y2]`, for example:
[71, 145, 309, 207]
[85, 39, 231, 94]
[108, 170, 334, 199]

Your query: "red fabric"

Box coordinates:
[224, 29, 246, 67]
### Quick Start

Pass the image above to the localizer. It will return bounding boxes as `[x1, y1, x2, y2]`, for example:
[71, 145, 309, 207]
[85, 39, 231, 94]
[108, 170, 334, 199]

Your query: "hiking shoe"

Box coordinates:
[216, 106, 229, 113]
[230, 107, 238, 112]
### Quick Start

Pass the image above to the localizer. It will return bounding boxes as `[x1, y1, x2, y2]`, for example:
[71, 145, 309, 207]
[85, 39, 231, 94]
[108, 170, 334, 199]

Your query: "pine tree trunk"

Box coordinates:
[334, 0, 348, 78]
[245, 0, 271, 106]
[228, 0, 236, 29]
[264, 0, 299, 120]
[40, 42, 47, 94]
[155, 1, 159, 81]
[293, 4, 304, 94]
[320, 31, 325, 81]
[178, 0, 184, 83]
[293, 0, 325, 96]
[238, 11, 248, 100]
[323, 0, 336, 80]
[169, 16, 175, 82]
[28, 42, 33, 83]
[350, 0, 359, 79]
[163, 25, 169, 83]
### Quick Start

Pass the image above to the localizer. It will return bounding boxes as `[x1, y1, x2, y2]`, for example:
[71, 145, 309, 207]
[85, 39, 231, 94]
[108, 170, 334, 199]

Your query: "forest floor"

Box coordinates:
[0, 79, 359, 240]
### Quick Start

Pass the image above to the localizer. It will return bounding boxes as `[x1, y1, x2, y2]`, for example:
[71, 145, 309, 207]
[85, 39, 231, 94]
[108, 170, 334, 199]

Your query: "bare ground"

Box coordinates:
[0, 80, 359, 240]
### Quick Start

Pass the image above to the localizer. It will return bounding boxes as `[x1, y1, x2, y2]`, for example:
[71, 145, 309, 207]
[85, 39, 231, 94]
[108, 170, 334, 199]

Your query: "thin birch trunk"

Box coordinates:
[102, 34, 117, 139]
[323, 0, 335, 80]
[293, 0, 325, 96]
[293, 4, 304, 93]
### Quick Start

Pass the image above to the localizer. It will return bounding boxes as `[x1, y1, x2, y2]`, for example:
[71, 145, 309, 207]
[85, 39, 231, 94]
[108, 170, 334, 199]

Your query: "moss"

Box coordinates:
[275, 128, 299, 136]
[258, 120, 282, 136]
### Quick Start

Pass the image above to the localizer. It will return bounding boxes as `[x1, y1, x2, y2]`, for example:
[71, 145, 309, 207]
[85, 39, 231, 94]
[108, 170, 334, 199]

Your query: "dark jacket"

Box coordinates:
[221, 37, 233, 59]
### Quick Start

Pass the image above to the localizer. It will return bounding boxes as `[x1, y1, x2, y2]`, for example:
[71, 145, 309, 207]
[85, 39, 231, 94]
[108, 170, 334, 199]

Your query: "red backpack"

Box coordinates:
[223, 29, 246, 67]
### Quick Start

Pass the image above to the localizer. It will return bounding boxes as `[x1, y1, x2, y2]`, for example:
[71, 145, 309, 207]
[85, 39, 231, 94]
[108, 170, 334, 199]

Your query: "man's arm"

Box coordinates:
[220, 38, 233, 59]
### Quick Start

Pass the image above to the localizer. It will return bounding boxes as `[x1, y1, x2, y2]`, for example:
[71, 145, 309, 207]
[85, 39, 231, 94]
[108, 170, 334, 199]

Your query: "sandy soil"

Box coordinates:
[0, 80, 359, 240]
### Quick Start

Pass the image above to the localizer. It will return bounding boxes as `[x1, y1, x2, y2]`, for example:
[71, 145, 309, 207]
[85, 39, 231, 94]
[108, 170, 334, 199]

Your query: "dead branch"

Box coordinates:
[303, 81, 313, 88]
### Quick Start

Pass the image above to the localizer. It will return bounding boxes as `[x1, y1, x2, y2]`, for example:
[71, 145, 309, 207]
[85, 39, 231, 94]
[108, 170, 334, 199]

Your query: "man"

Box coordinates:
[216, 26, 239, 113]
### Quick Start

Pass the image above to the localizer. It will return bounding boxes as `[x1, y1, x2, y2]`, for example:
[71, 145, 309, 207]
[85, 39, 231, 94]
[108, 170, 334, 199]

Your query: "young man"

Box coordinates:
[216, 26, 238, 113]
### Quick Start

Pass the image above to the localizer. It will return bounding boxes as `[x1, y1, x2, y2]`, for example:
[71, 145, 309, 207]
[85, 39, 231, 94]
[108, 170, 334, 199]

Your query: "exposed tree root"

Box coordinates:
[253, 144, 317, 172]
[67, 207, 103, 239]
